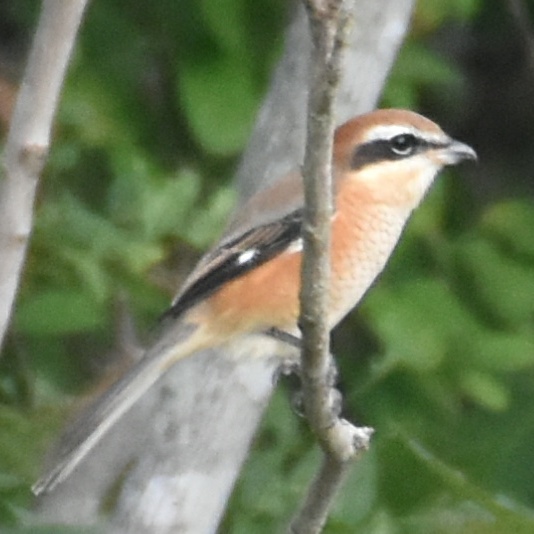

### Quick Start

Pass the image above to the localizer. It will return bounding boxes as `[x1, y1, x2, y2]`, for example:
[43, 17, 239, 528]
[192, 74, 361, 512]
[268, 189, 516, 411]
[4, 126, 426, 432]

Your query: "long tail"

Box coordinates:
[32, 323, 209, 496]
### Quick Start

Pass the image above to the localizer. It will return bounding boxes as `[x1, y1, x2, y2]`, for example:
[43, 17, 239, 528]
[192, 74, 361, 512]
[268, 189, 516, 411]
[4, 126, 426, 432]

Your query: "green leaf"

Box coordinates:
[108, 161, 201, 239]
[332, 448, 378, 526]
[364, 278, 477, 374]
[184, 185, 235, 248]
[481, 201, 534, 259]
[382, 41, 461, 108]
[459, 371, 510, 411]
[178, 54, 259, 154]
[0, 404, 64, 481]
[402, 436, 534, 532]
[15, 290, 105, 336]
[415, 0, 482, 31]
[455, 237, 534, 326]
[467, 332, 534, 372]
[200, 0, 247, 53]
[36, 194, 164, 282]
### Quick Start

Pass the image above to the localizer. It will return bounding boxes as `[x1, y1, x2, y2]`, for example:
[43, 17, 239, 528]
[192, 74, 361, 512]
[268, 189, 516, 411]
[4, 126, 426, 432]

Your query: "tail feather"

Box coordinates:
[32, 323, 206, 496]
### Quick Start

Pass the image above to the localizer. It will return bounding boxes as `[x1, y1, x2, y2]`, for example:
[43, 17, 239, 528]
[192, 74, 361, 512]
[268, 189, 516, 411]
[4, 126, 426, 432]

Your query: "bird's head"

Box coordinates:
[334, 109, 477, 209]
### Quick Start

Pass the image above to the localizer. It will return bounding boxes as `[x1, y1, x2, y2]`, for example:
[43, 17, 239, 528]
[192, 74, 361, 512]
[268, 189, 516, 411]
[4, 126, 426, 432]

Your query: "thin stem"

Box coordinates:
[0, 0, 89, 353]
[292, 1, 364, 532]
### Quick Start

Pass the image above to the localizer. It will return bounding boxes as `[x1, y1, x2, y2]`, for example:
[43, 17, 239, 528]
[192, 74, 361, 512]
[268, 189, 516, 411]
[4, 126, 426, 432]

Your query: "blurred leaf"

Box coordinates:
[481, 201, 534, 259]
[200, 0, 247, 53]
[364, 278, 477, 375]
[402, 499, 534, 534]
[184, 185, 236, 248]
[35, 194, 164, 293]
[15, 290, 104, 336]
[414, 0, 482, 34]
[0, 473, 26, 526]
[108, 160, 200, 238]
[403, 437, 534, 532]
[109, 161, 234, 249]
[361, 510, 399, 534]
[467, 332, 534, 372]
[459, 371, 510, 411]
[330, 448, 379, 527]
[178, 54, 259, 154]
[454, 237, 534, 327]
[60, 69, 134, 149]
[0, 405, 64, 481]
[382, 41, 462, 109]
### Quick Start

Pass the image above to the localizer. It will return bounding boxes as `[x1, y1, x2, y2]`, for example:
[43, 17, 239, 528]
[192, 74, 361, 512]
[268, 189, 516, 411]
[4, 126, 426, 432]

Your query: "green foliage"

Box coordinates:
[225, 184, 534, 533]
[0, 404, 67, 528]
[1, 0, 534, 532]
[383, 41, 462, 109]
[178, 38, 261, 154]
[414, 0, 481, 32]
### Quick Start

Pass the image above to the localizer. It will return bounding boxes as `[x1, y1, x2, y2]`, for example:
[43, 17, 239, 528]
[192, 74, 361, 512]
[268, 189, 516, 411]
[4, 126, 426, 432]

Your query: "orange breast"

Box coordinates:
[327, 180, 407, 325]
[195, 250, 303, 336]
[189, 178, 409, 338]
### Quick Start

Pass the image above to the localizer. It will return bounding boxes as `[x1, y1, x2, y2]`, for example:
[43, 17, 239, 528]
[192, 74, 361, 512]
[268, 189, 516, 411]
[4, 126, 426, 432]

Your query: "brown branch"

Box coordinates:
[291, 0, 417, 525]
[290, 439, 368, 534]
[291, 1, 370, 532]
[0, 0, 89, 353]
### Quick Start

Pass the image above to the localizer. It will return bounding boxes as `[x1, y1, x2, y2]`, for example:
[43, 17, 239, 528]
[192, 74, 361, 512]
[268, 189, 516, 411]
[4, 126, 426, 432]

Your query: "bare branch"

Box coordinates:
[292, 0, 391, 530]
[0, 0, 89, 353]
[292, 2, 364, 531]
[290, 432, 370, 534]
[298, 0, 350, 445]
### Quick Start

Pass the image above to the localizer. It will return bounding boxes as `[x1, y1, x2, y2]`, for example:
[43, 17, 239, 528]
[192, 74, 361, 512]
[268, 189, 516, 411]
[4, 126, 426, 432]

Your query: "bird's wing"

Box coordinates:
[163, 209, 303, 320]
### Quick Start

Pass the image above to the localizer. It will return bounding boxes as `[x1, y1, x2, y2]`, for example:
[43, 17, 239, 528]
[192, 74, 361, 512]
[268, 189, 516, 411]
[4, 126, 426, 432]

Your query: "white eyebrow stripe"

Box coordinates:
[364, 124, 448, 145]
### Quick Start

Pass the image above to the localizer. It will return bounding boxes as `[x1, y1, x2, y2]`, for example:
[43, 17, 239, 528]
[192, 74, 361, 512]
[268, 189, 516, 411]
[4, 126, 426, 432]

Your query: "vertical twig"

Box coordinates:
[291, 455, 352, 533]
[0, 0, 89, 353]
[291, 1, 373, 532]
[298, 0, 350, 442]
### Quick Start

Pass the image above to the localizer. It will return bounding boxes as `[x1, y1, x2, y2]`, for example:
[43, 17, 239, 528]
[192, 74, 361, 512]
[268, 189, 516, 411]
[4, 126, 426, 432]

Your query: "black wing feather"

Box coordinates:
[161, 209, 303, 320]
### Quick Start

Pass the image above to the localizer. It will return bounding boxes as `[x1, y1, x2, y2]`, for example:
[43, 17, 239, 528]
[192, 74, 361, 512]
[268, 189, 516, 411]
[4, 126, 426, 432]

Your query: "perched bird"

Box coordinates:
[33, 109, 476, 495]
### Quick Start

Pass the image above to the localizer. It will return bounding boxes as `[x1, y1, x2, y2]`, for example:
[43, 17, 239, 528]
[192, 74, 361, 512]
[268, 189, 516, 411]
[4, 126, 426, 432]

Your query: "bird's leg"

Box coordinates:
[266, 325, 342, 419]
[264, 327, 302, 349]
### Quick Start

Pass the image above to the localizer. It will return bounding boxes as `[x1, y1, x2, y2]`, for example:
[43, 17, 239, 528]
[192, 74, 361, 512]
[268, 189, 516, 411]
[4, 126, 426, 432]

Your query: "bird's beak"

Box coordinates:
[436, 139, 478, 166]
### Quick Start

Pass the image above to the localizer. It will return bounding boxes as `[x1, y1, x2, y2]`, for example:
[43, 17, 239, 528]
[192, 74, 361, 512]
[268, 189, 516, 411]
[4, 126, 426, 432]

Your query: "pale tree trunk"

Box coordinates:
[34, 1, 415, 532]
[0, 0, 89, 353]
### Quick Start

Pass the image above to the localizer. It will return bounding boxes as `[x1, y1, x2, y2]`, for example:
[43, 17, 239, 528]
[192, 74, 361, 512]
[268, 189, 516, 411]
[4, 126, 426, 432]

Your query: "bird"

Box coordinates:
[32, 108, 476, 495]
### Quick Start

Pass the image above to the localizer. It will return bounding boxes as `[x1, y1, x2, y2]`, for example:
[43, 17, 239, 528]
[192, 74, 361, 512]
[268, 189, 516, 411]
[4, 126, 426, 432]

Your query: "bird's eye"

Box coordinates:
[390, 134, 417, 156]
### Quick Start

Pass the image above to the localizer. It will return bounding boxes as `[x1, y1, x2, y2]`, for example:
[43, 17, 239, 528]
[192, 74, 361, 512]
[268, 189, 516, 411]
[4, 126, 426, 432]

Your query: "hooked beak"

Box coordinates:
[436, 139, 478, 166]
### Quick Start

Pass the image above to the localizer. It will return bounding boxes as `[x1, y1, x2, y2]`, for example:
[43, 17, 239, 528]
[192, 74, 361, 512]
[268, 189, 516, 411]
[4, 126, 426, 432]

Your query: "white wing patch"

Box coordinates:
[284, 238, 303, 254]
[236, 249, 257, 265]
